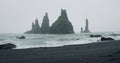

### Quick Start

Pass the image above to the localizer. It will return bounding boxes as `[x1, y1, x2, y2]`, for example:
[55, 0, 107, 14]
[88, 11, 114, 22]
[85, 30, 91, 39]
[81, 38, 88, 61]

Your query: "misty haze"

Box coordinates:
[0, 0, 120, 63]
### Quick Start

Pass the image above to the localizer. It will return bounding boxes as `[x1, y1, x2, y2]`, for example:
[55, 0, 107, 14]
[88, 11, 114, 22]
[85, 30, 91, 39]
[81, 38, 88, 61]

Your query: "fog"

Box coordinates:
[0, 0, 120, 33]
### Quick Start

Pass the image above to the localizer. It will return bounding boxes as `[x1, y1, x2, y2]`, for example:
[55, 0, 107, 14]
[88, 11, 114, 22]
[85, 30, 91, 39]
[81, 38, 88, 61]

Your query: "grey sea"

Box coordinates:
[0, 32, 120, 49]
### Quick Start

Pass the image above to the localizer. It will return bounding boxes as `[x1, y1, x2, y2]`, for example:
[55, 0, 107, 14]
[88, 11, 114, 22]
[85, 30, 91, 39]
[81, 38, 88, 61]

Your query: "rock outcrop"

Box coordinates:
[40, 13, 49, 34]
[81, 27, 84, 33]
[80, 18, 90, 33]
[83, 18, 90, 33]
[101, 37, 115, 41]
[16, 36, 25, 39]
[0, 43, 16, 49]
[49, 9, 74, 34]
[25, 18, 41, 34]
[25, 10, 74, 34]
[90, 35, 102, 37]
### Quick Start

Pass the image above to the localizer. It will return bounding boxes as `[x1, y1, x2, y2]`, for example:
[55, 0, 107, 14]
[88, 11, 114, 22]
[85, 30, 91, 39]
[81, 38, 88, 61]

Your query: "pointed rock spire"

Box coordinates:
[34, 18, 41, 31]
[25, 18, 41, 34]
[35, 18, 39, 26]
[84, 18, 90, 33]
[40, 12, 49, 34]
[32, 22, 35, 30]
[81, 27, 84, 33]
[49, 9, 74, 34]
[60, 9, 68, 20]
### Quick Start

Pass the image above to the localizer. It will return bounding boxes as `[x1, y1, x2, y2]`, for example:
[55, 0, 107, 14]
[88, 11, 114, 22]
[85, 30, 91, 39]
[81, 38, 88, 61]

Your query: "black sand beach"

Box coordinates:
[0, 40, 120, 63]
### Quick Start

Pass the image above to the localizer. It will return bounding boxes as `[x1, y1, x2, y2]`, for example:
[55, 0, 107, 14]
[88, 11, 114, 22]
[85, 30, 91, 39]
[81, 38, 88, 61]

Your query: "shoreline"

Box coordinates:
[0, 40, 120, 63]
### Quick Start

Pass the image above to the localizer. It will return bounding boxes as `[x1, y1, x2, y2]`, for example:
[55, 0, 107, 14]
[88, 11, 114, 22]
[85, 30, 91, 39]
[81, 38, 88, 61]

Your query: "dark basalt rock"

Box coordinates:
[0, 43, 16, 49]
[81, 27, 84, 33]
[90, 35, 102, 37]
[16, 36, 25, 39]
[25, 18, 41, 34]
[40, 13, 49, 34]
[49, 9, 74, 34]
[84, 18, 90, 33]
[101, 37, 115, 41]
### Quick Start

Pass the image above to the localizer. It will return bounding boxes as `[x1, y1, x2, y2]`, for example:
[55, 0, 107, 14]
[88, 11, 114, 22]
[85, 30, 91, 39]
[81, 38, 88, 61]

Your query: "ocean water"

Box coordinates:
[0, 32, 120, 49]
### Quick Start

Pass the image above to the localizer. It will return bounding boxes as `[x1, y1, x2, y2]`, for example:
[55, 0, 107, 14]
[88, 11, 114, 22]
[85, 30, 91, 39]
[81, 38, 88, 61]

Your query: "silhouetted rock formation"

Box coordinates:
[40, 13, 49, 34]
[0, 43, 16, 49]
[84, 18, 90, 33]
[25, 10, 74, 34]
[16, 36, 25, 39]
[49, 9, 74, 34]
[81, 27, 84, 33]
[101, 37, 115, 41]
[25, 18, 41, 34]
[90, 35, 102, 37]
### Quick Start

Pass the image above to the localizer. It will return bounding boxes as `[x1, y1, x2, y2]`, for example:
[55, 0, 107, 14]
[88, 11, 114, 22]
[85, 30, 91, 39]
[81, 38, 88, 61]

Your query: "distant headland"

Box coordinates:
[25, 9, 90, 34]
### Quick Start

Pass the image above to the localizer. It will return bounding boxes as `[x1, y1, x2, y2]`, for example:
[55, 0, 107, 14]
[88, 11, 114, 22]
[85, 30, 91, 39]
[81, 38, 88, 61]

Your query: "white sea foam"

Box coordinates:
[0, 32, 120, 49]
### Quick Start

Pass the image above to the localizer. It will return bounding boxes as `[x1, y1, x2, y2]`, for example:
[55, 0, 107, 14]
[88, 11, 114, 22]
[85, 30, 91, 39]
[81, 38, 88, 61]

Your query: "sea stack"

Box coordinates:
[49, 9, 74, 34]
[40, 13, 49, 34]
[81, 27, 84, 33]
[25, 18, 41, 34]
[84, 18, 90, 33]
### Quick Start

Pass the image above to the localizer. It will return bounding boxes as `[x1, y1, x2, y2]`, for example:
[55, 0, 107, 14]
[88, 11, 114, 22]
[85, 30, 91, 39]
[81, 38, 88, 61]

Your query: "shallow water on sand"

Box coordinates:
[0, 32, 120, 49]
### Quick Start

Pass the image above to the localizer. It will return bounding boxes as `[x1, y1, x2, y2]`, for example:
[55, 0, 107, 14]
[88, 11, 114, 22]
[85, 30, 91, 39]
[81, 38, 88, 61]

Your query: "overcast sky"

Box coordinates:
[0, 0, 120, 33]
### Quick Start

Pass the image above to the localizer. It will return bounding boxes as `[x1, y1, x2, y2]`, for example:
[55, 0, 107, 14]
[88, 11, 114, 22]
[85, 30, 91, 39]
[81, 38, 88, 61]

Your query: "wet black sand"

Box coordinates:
[0, 40, 120, 63]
